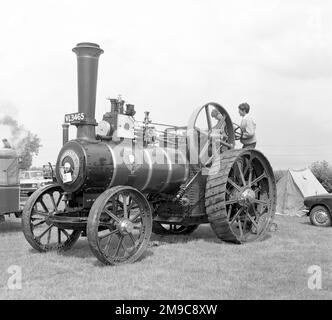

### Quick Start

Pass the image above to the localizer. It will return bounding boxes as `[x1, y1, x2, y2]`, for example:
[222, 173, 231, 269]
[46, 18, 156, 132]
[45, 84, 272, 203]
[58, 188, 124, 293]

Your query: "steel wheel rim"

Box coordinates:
[225, 150, 276, 242]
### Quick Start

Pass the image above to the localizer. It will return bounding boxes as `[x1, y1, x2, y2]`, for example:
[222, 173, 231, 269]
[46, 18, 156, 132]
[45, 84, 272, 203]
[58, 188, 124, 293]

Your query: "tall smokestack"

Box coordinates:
[72, 42, 104, 140]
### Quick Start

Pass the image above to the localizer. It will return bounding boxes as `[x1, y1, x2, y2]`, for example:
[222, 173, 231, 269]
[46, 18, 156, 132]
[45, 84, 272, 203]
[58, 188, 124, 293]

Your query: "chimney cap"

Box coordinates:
[75, 42, 101, 48]
[72, 42, 104, 56]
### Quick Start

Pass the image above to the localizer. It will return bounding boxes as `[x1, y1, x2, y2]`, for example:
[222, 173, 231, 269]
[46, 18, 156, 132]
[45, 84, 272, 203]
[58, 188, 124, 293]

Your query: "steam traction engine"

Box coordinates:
[22, 43, 276, 265]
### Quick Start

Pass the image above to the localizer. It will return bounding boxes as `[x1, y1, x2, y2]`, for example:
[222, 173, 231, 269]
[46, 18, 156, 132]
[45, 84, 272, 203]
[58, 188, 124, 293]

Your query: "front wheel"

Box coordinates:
[87, 186, 153, 265]
[21, 184, 81, 252]
[309, 206, 331, 227]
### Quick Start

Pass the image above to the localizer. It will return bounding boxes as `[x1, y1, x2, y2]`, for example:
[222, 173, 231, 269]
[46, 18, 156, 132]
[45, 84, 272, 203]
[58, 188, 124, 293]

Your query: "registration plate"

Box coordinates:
[64, 112, 86, 123]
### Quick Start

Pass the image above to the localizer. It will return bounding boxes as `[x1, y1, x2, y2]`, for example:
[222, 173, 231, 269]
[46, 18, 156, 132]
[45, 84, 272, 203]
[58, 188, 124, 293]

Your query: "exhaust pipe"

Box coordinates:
[62, 123, 69, 145]
[72, 42, 104, 140]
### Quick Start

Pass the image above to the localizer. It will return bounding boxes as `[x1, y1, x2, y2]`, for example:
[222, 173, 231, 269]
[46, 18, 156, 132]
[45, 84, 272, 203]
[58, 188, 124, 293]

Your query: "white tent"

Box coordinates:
[276, 169, 328, 216]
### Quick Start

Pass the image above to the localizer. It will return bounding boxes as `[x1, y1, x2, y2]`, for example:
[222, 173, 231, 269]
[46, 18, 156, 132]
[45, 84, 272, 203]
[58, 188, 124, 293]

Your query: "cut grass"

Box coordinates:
[0, 214, 331, 299]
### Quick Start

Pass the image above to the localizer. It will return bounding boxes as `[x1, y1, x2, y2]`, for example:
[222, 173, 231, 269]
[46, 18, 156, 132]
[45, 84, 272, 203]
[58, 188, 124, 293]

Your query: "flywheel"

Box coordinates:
[187, 102, 235, 167]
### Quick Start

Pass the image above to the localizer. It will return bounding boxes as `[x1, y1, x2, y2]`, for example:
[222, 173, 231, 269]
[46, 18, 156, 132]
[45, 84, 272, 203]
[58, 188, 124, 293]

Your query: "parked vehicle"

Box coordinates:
[0, 146, 21, 221]
[20, 170, 53, 196]
[42, 163, 56, 180]
[303, 194, 332, 227]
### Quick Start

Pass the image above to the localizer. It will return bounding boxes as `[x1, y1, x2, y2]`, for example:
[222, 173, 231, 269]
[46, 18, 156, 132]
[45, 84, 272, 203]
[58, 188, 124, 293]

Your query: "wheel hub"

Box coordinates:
[45, 217, 52, 226]
[315, 210, 329, 224]
[118, 219, 134, 234]
[239, 188, 256, 206]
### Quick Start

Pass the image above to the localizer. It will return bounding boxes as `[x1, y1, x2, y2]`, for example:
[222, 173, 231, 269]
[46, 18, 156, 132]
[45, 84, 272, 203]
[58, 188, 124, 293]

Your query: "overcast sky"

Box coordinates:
[1, 0, 332, 169]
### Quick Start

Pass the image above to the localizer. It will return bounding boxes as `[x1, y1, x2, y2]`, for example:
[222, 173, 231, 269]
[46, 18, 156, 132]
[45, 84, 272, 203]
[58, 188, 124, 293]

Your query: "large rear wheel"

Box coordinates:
[205, 149, 276, 243]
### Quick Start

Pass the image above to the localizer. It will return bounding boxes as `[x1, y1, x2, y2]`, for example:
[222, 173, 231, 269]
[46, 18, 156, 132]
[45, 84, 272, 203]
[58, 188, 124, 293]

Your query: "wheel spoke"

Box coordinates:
[236, 161, 246, 187]
[32, 219, 46, 228]
[227, 178, 242, 192]
[36, 224, 54, 240]
[123, 195, 128, 219]
[112, 197, 118, 216]
[128, 232, 136, 246]
[215, 116, 226, 130]
[225, 199, 238, 205]
[61, 229, 70, 238]
[49, 193, 58, 213]
[246, 213, 259, 230]
[249, 203, 259, 219]
[205, 105, 212, 131]
[99, 229, 118, 240]
[127, 198, 135, 212]
[31, 216, 45, 221]
[58, 228, 61, 244]
[243, 156, 253, 177]
[199, 140, 210, 162]
[230, 207, 244, 225]
[113, 235, 124, 257]
[104, 208, 121, 223]
[243, 213, 248, 232]
[121, 241, 129, 254]
[128, 204, 139, 211]
[238, 217, 243, 238]
[248, 168, 253, 188]
[47, 228, 52, 245]
[39, 199, 49, 213]
[32, 211, 49, 218]
[251, 172, 267, 186]
[104, 232, 115, 254]
[56, 194, 63, 207]
[227, 204, 233, 219]
[253, 199, 269, 206]
[130, 211, 141, 223]
[254, 188, 260, 197]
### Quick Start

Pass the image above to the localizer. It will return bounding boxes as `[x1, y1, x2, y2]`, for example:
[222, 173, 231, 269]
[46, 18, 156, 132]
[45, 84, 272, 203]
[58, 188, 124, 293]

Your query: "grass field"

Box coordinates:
[0, 213, 331, 300]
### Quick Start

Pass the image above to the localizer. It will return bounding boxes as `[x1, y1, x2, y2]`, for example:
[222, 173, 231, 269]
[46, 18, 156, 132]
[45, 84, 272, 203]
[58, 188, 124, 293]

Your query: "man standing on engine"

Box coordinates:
[238, 102, 256, 148]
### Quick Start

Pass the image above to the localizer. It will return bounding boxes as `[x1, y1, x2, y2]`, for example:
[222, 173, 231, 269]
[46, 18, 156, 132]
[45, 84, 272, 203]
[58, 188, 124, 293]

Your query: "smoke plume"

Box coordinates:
[0, 115, 28, 152]
[0, 114, 41, 169]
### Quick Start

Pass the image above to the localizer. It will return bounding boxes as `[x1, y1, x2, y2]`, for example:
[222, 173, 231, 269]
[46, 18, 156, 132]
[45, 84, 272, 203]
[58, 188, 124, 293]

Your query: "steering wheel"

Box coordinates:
[233, 123, 243, 140]
[187, 102, 235, 167]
